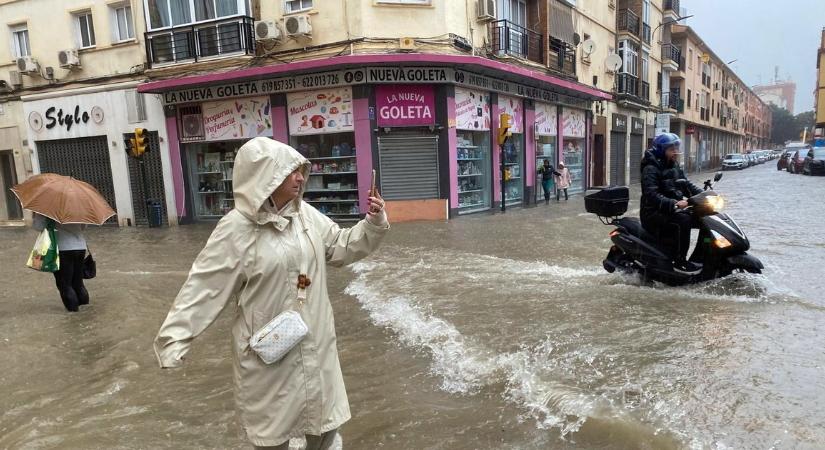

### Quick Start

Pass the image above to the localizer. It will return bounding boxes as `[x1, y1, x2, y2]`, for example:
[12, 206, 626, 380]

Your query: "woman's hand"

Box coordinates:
[366, 189, 387, 225]
[676, 200, 689, 209]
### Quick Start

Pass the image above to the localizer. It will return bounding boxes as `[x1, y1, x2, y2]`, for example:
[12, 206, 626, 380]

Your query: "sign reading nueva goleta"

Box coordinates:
[161, 66, 592, 110]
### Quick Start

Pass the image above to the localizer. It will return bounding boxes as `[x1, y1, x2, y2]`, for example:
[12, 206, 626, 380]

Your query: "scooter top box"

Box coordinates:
[585, 186, 629, 217]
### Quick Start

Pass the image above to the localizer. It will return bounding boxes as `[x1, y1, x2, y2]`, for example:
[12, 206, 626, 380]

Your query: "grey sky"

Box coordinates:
[681, 0, 825, 113]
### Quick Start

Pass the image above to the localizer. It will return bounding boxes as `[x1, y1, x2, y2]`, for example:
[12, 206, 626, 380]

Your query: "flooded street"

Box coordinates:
[2, 163, 824, 449]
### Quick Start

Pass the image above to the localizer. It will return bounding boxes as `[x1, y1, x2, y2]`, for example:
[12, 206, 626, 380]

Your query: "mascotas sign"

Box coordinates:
[375, 85, 435, 127]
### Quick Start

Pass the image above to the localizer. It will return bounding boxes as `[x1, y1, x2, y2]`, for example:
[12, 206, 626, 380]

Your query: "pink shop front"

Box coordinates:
[139, 55, 610, 222]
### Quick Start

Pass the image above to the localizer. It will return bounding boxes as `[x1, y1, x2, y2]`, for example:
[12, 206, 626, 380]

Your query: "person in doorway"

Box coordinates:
[537, 159, 560, 204]
[32, 213, 89, 312]
[640, 133, 704, 274]
[554, 162, 572, 201]
[154, 137, 389, 450]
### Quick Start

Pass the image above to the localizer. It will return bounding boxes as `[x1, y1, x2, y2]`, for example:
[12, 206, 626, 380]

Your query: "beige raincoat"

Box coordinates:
[154, 137, 388, 446]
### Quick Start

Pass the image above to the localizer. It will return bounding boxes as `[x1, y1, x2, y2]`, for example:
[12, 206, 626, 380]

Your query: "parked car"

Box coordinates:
[777, 149, 796, 170]
[802, 147, 825, 175]
[722, 153, 748, 170]
[788, 149, 808, 174]
[746, 153, 757, 166]
[758, 150, 770, 163]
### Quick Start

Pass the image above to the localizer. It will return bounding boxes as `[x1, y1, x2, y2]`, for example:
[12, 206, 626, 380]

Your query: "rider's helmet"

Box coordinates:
[652, 133, 681, 159]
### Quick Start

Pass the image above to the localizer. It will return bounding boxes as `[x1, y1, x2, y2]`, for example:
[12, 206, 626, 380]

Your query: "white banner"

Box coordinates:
[287, 87, 354, 136]
[455, 87, 491, 131]
[497, 95, 523, 134]
[562, 107, 586, 138]
[202, 96, 272, 141]
[535, 102, 558, 136]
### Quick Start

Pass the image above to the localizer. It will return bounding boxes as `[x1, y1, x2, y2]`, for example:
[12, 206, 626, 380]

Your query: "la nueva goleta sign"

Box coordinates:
[161, 67, 592, 110]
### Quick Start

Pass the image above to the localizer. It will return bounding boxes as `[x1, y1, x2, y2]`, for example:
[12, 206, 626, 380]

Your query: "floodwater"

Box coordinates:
[1, 162, 824, 449]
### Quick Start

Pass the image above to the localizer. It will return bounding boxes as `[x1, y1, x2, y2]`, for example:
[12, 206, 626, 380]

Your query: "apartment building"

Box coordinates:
[0, 0, 177, 226]
[815, 28, 825, 141]
[667, 24, 771, 173]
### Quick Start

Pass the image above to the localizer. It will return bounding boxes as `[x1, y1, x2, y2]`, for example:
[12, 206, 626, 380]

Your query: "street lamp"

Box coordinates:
[653, 15, 694, 44]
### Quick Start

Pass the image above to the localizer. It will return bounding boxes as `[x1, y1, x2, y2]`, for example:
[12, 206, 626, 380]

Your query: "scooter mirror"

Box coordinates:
[714, 172, 723, 182]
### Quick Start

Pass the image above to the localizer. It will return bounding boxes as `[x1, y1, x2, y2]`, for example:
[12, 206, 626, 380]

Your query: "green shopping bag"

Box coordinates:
[27, 219, 60, 272]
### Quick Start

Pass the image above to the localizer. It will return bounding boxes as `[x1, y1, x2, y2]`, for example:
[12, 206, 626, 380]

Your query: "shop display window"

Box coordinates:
[292, 132, 360, 220]
[562, 138, 585, 194]
[535, 136, 557, 202]
[503, 136, 524, 205]
[186, 140, 242, 219]
[456, 130, 491, 213]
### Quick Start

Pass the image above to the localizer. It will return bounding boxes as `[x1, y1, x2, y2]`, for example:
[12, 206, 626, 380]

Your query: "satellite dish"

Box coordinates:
[581, 39, 596, 56]
[606, 54, 622, 72]
[573, 33, 581, 45]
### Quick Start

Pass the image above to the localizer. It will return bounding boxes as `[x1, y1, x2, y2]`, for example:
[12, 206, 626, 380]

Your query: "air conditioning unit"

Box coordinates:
[58, 49, 81, 68]
[285, 15, 312, 38]
[255, 20, 282, 41]
[9, 70, 22, 87]
[16, 56, 39, 74]
[477, 0, 495, 21]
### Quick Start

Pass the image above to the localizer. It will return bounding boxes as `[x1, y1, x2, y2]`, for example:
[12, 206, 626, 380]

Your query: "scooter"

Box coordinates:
[585, 172, 763, 285]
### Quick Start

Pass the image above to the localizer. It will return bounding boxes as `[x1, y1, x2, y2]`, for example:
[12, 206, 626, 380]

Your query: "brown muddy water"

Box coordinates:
[1, 163, 824, 449]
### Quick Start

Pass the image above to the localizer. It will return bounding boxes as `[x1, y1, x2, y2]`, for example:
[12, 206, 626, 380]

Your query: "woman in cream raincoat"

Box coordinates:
[154, 137, 389, 449]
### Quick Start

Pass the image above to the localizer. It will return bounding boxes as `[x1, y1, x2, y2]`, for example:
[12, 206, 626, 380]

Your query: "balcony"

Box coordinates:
[661, 43, 682, 70]
[664, 0, 680, 20]
[617, 9, 641, 38]
[616, 73, 641, 100]
[145, 16, 255, 68]
[548, 37, 576, 78]
[642, 23, 651, 45]
[491, 20, 544, 65]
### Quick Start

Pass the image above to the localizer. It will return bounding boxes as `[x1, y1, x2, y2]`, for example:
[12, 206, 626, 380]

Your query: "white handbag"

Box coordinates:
[249, 310, 308, 364]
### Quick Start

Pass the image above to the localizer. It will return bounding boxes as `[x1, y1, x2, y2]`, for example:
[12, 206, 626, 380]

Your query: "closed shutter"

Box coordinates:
[126, 131, 169, 226]
[378, 133, 439, 200]
[37, 136, 118, 224]
[629, 134, 644, 184]
[609, 132, 627, 186]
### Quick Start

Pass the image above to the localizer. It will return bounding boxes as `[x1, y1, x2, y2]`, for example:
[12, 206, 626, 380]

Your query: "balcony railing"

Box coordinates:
[664, 0, 681, 13]
[491, 20, 544, 64]
[548, 37, 576, 77]
[617, 9, 641, 37]
[642, 23, 651, 45]
[617, 73, 640, 98]
[640, 80, 650, 101]
[145, 16, 255, 68]
[662, 43, 682, 64]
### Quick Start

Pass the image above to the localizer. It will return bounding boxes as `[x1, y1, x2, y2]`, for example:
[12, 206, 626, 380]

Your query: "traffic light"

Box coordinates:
[125, 136, 137, 158]
[134, 128, 148, 157]
[498, 113, 512, 145]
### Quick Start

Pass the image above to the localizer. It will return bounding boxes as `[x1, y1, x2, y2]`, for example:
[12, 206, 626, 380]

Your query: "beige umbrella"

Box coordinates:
[11, 173, 116, 225]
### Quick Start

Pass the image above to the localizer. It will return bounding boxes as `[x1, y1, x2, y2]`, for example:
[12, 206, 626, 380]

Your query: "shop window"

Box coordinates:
[10, 24, 30, 58]
[111, 4, 135, 42]
[457, 131, 491, 212]
[75, 11, 96, 49]
[561, 107, 586, 195]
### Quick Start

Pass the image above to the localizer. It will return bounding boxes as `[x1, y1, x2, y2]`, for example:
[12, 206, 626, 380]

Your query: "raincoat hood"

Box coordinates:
[641, 149, 671, 172]
[232, 137, 310, 223]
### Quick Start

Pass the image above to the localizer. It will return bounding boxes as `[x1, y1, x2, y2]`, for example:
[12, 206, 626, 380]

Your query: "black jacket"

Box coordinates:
[538, 165, 561, 182]
[640, 150, 703, 221]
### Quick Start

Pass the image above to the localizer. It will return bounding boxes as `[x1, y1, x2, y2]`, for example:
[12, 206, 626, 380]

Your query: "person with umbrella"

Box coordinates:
[12, 173, 115, 312]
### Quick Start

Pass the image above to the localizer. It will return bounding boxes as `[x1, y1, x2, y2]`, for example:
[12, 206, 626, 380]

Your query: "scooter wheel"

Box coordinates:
[603, 260, 616, 273]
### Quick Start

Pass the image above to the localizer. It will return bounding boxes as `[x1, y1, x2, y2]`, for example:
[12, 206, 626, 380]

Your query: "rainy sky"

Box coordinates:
[682, 0, 825, 114]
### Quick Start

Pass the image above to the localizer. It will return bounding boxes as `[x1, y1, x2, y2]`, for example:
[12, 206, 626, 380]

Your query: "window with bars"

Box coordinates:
[10, 24, 30, 57]
[76, 11, 96, 48]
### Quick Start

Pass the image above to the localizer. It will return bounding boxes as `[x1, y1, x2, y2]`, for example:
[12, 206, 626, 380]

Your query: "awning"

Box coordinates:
[550, 0, 576, 46]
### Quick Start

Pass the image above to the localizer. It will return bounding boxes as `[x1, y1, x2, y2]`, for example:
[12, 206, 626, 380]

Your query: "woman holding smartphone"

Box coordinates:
[154, 137, 389, 450]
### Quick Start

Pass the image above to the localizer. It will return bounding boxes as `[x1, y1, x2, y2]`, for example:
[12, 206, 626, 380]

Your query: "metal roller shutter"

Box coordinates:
[378, 134, 439, 200]
[126, 131, 169, 226]
[629, 134, 643, 184]
[609, 132, 627, 186]
[36, 136, 118, 224]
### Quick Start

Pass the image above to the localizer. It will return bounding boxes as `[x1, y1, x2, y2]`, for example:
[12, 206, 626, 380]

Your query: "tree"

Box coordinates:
[769, 105, 816, 144]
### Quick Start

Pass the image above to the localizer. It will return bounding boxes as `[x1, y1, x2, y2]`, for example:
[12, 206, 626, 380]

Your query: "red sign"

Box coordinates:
[376, 84, 435, 127]
[685, 125, 696, 135]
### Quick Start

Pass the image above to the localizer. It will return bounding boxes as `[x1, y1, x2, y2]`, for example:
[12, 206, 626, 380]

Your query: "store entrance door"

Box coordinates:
[1, 150, 23, 220]
[592, 134, 606, 186]
[37, 136, 118, 224]
[629, 133, 644, 184]
[610, 132, 627, 186]
[378, 132, 440, 200]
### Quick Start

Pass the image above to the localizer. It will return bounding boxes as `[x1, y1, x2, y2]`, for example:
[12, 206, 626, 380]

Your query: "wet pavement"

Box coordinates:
[1, 162, 824, 449]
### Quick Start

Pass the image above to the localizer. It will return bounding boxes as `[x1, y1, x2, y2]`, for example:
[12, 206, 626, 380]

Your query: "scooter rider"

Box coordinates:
[640, 133, 704, 274]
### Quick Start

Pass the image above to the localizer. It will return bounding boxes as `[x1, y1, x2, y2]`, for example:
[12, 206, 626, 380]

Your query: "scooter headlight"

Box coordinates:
[711, 230, 732, 249]
[705, 195, 725, 212]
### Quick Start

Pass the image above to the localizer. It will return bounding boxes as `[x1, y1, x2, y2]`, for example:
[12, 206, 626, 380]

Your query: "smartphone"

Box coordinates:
[370, 169, 377, 197]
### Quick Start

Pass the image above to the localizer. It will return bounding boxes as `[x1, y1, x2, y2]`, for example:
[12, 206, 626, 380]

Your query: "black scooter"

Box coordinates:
[585, 172, 763, 285]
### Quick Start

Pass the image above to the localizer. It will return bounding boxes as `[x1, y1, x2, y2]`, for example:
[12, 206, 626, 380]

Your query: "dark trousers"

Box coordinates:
[556, 188, 568, 201]
[52, 250, 89, 312]
[541, 179, 553, 203]
[642, 212, 695, 261]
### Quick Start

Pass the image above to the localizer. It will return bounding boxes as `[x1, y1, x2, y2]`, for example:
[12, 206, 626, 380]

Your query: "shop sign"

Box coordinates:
[375, 84, 435, 127]
[453, 69, 592, 109]
[497, 95, 523, 134]
[563, 108, 586, 137]
[685, 124, 696, 135]
[287, 87, 354, 135]
[202, 96, 272, 141]
[612, 113, 628, 133]
[455, 87, 490, 131]
[535, 102, 558, 136]
[366, 67, 450, 84]
[631, 117, 645, 135]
